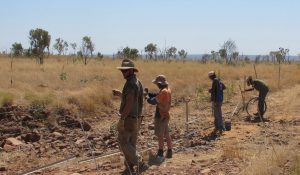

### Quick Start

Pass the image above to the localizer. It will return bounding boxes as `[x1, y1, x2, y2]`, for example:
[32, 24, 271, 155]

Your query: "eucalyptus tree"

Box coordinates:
[232, 52, 239, 61]
[166, 46, 177, 59]
[278, 47, 289, 62]
[116, 47, 139, 60]
[29, 28, 51, 64]
[81, 36, 94, 65]
[218, 49, 227, 62]
[178, 49, 188, 60]
[220, 39, 237, 64]
[11, 42, 23, 57]
[53, 38, 68, 55]
[70, 42, 77, 55]
[211, 50, 220, 62]
[144, 43, 157, 59]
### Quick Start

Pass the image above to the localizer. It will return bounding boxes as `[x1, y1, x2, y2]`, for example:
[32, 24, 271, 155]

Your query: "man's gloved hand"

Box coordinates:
[148, 92, 157, 98]
[146, 93, 158, 105]
[117, 119, 125, 132]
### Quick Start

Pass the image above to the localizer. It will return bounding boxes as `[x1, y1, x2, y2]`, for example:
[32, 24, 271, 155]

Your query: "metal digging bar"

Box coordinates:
[79, 138, 184, 164]
[79, 150, 121, 164]
[77, 109, 100, 172]
[20, 155, 77, 175]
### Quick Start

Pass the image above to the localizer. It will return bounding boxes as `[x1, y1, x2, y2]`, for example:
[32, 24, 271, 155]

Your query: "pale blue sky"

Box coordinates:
[0, 0, 299, 55]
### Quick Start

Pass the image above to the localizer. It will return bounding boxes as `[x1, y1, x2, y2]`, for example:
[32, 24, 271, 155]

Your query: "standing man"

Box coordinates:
[146, 75, 172, 162]
[244, 76, 269, 120]
[208, 71, 226, 132]
[112, 59, 148, 174]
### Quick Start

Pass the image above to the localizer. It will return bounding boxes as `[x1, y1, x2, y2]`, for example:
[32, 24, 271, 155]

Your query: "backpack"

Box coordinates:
[217, 79, 226, 102]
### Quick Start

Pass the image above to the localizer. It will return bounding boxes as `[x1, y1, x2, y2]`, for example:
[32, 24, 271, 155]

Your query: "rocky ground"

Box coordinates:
[0, 85, 299, 175]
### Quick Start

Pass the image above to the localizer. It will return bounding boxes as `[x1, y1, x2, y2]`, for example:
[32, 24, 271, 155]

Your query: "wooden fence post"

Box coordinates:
[278, 60, 281, 89]
[244, 76, 246, 90]
[253, 64, 258, 78]
[185, 98, 189, 135]
[10, 56, 13, 88]
[184, 98, 190, 147]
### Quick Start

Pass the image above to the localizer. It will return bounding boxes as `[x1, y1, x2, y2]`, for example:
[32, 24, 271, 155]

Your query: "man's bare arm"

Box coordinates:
[243, 87, 254, 92]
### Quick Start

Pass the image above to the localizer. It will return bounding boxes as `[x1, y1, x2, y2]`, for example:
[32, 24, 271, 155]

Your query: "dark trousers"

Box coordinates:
[258, 90, 268, 117]
[118, 117, 141, 167]
[212, 102, 224, 130]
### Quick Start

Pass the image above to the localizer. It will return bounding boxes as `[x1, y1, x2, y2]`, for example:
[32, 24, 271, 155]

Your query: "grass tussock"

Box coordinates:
[222, 140, 243, 159]
[24, 92, 54, 106]
[291, 155, 300, 175]
[241, 145, 299, 175]
[0, 57, 300, 114]
[0, 91, 14, 106]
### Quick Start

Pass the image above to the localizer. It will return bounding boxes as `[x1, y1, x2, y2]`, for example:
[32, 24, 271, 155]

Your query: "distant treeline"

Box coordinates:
[2, 28, 299, 64]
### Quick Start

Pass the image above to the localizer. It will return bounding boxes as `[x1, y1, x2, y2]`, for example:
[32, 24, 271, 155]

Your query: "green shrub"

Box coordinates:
[59, 72, 67, 81]
[0, 92, 14, 106]
[224, 82, 235, 101]
[25, 93, 54, 106]
[195, 86, 209, 101]
[194, 85, 210, 109]
[29, 102, 46, 119]
[25, 93, 54, 119]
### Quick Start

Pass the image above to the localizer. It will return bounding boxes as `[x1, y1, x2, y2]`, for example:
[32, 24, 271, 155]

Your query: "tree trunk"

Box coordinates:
[84, 57, 87, 65]
[39, 56, 43, 64]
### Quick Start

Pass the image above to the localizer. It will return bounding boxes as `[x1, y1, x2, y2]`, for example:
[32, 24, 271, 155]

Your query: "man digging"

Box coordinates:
[243, 76, 269, 121]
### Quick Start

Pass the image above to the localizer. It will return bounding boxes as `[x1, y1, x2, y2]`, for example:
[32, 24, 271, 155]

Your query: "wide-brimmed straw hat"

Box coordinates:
[117, 59, 138, 72]
[152, 75, 168, 86]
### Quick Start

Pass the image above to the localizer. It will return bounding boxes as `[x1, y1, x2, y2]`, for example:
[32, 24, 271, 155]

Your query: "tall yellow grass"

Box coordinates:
[0, 57, 299, 112]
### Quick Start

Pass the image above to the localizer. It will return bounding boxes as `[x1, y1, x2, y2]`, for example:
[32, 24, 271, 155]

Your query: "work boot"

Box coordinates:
[137, 162, 149, 173]
[156, 149, 165, 163]
[253, 116, 263, 122]
[156, 155, 165, 163]
[166, 149, 172, 158]
[245, 116, 251, 121]
[212, 128, 218, 134]
[156, 149, 164, 157]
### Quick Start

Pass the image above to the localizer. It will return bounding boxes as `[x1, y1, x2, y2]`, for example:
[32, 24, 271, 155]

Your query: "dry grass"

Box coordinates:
[0, 57, 300, 113]
[222, 139, 243, 159]
[0, 150, 71, 174]
[291, 156, 300, 175]
[241, 144, 299, 175]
